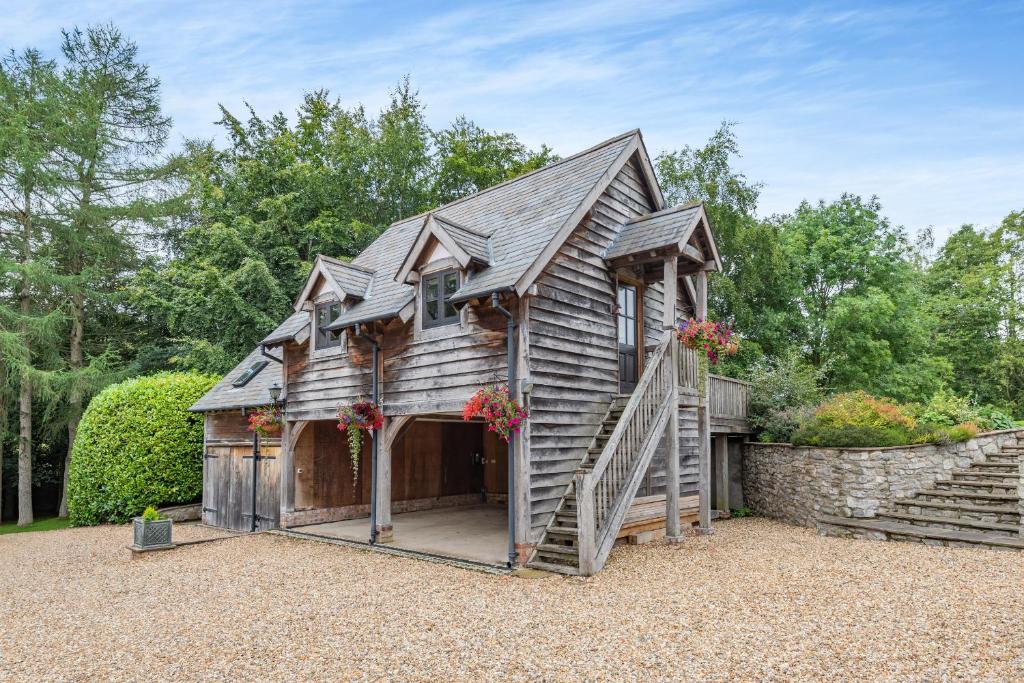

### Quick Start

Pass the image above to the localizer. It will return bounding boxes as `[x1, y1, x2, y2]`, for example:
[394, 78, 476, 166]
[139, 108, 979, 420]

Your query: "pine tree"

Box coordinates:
[51, 25, 178, 516]
[0, 48, 65, 526]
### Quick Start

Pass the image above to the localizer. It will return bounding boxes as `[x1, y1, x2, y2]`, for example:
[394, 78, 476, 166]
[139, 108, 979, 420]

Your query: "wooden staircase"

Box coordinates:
[528, 334, 678, 575]
[822, 438, 1024, 550]
[529, 396, 629, 574]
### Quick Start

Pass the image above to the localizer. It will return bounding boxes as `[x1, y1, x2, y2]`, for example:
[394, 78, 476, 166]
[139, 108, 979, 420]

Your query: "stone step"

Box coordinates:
[820, 515, 1024, 551]
[971, 461, 1020, 470]
[934, 479, 1018, 491]
[877, 511, 1021, 536]
[526, 560, 580, 576]
[916, 489, 1018, 503]
[894, 498, 1020, 517]
[950, 469, 1019, 480]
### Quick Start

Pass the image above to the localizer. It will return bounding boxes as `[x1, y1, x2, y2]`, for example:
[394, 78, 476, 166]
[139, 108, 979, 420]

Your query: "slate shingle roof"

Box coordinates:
[260, 311, 309, 346]
[189, 346, 282, 412]
[325, 130, 638, 326]
[434, 216, 491, 265]
[605, 202, 703, 260]
[321, 256, 374, 299]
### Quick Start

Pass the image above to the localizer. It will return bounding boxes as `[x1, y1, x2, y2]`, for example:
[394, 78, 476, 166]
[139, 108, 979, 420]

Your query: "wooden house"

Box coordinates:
[190, 130, 750, 575]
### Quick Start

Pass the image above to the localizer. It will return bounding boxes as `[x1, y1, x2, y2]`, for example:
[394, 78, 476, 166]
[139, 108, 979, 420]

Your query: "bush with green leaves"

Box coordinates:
[746, 352, 823, 443]
[67, 372, 219, 525]
[912, 389, 1016, 432]
[791, 390, 979, 448]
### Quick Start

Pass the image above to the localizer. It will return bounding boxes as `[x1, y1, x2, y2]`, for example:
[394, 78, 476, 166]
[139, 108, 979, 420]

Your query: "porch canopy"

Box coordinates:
[604, 202, 721, 284]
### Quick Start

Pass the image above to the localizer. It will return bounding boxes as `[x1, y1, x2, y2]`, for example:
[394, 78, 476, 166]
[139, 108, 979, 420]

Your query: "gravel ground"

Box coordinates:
[2, 518, 1022, 682]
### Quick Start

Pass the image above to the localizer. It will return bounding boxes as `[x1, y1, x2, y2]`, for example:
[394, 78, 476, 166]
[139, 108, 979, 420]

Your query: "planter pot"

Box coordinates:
[133, 517, 173, 550]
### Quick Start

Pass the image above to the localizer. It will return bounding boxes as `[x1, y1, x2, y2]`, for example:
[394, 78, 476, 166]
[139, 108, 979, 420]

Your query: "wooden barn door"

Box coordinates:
[202, 438, 280, 532]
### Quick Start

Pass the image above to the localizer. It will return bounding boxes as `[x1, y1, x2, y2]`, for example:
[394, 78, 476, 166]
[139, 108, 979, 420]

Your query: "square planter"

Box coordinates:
[132, 517, 174, 550]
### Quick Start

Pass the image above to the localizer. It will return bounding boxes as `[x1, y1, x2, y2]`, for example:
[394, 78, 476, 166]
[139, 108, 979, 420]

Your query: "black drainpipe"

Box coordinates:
[491, 291, 517, 569]
[354, 325, 381, 545]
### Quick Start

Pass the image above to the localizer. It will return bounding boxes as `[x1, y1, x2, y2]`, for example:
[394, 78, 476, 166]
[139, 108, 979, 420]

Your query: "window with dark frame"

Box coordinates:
[422, 269, 460, 328]
[315, 300, 343, 349]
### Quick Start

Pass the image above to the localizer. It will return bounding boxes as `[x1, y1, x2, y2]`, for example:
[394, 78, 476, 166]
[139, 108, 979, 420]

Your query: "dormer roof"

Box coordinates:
[395, 214, 491, 285]
[293, 255, 375, 312]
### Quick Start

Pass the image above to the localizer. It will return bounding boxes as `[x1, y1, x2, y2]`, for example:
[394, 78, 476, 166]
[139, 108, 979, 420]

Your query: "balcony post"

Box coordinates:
[695, 270, 713, 534]
[663, 256, 683, 542]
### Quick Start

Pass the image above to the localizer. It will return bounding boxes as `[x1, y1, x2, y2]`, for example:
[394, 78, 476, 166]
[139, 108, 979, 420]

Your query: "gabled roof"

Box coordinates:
[395, 214, 491, 284]
[320, 129, 662, 328]
[261, 311, 309, 346]
[293, 255, 374, 312]
[189, 346, 282, 412]
[605, 201, 722, 271]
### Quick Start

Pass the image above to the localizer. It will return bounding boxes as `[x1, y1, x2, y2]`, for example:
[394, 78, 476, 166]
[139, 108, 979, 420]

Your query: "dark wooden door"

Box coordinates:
[617, 282, 639, 393]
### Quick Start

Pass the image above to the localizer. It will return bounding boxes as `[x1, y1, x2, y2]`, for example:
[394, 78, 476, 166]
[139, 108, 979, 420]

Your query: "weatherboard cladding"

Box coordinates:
[605, 202, 702, 260]
[189, 346, 282, 412]
[322, 131, 636, 328]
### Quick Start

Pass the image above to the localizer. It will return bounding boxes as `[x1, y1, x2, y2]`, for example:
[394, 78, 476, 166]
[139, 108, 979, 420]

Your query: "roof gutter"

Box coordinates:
[260, 344, 283, 364]
[448, 285, 515, 308]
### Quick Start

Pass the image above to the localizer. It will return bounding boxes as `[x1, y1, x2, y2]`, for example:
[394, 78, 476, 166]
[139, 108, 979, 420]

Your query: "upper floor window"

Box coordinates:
[315, 300, 342, 349]
[422, 269, 459, 328]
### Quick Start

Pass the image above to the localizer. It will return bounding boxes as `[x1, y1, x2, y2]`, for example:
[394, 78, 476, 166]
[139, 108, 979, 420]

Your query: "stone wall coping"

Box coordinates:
[745, 427, 1024, 453]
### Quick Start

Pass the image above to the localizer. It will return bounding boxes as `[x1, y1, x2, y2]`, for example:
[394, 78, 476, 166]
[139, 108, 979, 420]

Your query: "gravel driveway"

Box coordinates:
[2, 518, 1022, 681]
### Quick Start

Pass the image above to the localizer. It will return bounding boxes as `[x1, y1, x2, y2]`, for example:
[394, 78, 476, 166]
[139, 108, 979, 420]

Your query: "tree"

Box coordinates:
[430, 116, 556, 206]
[0, 48, 65, 525]
[657, 122, 802, 366]
[50, 26, 179, 516]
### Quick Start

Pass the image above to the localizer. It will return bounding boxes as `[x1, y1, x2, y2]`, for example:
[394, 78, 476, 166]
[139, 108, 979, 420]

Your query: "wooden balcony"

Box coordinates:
[678, 347, 751, 434]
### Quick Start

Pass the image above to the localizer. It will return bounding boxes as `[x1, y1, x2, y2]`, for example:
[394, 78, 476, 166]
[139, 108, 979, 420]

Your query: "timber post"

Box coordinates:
[374, 416, 394, 543]
[1018, 439, 1023, 538]
[574, 470, 596, 575]
[695, 270, 713, 534]
[663, 255, 683, 542]
[714, 436, 730, 514]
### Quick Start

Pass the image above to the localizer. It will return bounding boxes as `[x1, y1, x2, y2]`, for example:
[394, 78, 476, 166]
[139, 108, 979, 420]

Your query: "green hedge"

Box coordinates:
[67, 372, 219, 525]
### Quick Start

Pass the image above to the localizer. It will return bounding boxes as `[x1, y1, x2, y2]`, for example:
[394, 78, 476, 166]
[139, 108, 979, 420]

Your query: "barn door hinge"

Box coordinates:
[202, 507, 218, 513]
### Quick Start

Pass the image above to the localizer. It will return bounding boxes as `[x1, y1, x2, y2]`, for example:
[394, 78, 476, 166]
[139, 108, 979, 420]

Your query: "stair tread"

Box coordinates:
[935, 479, 1017, 488]
[951, 469, 1019, 478]
[917, 489, 1018, 501]
[894, 499, 1020, 514]
[547, 526, 579, 535]
[820, 515, 1024, 549]
[525, 560, 580, 575]
[877, 511, 1021, 533]
[537, 543, 579, 556]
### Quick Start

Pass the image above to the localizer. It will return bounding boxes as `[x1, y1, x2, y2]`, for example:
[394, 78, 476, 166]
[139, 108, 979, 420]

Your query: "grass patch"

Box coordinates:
[0, 516, 72, 535]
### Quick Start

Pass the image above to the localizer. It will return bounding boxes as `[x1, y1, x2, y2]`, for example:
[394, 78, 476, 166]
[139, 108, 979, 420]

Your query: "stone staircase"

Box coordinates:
[528, 396, 629, 575]
[822, 438, 1024, 551]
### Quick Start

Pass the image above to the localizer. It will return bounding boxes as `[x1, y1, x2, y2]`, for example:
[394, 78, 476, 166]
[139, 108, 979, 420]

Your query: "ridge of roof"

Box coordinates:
[374, 129, 641, 232]
[625, 200, 703, 224]
[317, 254, 376, 274]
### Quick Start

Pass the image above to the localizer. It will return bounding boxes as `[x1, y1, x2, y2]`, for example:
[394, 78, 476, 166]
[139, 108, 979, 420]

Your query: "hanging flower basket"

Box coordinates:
[337, 400, 383, 483]
[675, 318, 739, 364]
[676, 318, 739, 396]
[247, 405, 283, 438]
[462, 384, 528, 443]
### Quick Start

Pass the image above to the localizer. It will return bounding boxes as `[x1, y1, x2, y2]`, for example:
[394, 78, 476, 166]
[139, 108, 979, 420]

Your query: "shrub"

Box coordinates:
[791, 390, 981, 448]
[746, 352, 823, 443]
[914, 389, 1016, 432]
[67, 372, 219, 525]
[141, 506, 162, 521]
[974, 405, 1015, 431]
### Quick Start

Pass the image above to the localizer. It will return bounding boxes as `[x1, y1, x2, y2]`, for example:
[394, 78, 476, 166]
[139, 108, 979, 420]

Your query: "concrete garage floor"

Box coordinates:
[296, 504, 508, 565]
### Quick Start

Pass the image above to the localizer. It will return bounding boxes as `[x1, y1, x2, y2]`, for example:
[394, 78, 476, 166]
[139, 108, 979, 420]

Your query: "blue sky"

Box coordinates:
[5, 1, 1023, 237]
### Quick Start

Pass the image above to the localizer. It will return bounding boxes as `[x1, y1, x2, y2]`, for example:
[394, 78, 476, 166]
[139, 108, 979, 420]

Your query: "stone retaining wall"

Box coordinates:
[742, 429, 1024, 528]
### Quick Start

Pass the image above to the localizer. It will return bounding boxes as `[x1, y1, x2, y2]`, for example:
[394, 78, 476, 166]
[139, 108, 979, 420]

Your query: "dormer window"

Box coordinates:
[315, 300, 342, 348]
[422, 269, 459, 328]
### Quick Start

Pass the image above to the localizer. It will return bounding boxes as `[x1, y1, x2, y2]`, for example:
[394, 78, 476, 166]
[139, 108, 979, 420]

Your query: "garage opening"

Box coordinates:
[289, 416, 508, 565]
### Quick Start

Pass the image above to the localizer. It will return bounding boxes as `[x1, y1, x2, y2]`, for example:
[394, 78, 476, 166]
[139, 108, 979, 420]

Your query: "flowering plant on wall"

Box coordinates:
[336, 400, 384, 483]
[462, 384, 528, 442]
[247, 406, 283, 438]
[675, 318, 739, 365]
